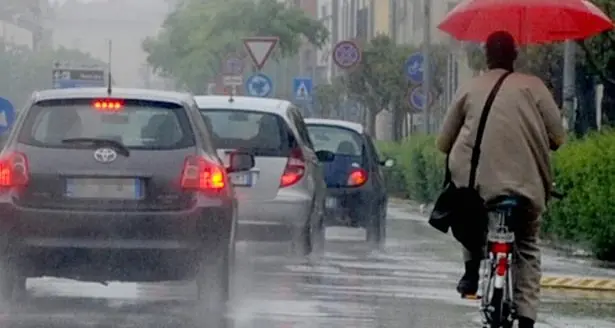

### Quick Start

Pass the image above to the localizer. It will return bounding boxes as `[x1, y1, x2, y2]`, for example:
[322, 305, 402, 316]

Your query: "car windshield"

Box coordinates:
[18, 98, 195, 150]
[307, 124, 363, 157]
[199, 109, 294, 157]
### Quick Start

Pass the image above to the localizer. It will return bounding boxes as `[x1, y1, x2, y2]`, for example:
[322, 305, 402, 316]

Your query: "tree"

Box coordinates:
[0, 45, 107, 109]
[143, 0, 329, 92]
[576, 0, 615, 125]
[313, 77, 346, 119]
[339, 34, 448, 138]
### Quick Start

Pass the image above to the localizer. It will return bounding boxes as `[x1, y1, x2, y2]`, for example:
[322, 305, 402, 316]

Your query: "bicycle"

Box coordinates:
[473, 190, 564, 328]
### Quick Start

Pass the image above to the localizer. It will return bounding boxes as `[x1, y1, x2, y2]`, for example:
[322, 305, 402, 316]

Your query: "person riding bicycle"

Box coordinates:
[436, 31, 566, 328]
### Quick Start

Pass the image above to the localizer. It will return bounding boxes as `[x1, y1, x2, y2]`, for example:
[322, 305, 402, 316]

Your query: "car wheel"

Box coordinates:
[195, 244, 231, 327]
[310, 214, 326, 257]
[366, 204, 385, 249]
[0, 256, 26, 306]
[291, 225, 312, 258]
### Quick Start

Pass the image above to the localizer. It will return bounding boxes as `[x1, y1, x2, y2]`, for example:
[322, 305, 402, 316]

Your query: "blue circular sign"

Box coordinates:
[246, 73, 273, 97]
[405, 52, 424, 84]
[0, 97, 15, 135]
[408, 86, 433, 112]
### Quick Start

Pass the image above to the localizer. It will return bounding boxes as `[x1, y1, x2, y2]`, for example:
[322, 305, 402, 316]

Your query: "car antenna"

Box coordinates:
[228, 86, 235, 103]
[106, 39, 112, 96]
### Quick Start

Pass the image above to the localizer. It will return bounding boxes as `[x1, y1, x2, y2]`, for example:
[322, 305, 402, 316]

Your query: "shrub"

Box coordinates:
[376, 130, 615, 261]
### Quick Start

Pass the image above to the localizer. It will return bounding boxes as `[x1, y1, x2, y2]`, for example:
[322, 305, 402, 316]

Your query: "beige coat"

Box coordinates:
[436, 69, 566, 213]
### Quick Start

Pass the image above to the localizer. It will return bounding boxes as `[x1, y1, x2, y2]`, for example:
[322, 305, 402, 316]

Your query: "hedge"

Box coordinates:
[378, 131, 615, 261]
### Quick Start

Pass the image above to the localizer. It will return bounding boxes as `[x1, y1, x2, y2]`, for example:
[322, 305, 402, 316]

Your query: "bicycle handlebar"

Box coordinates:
[550, 190, 565, 200]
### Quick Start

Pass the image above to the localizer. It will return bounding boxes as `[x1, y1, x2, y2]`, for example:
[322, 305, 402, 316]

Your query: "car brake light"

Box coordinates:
[347, 168, 367, 187]
[92, 99, 123, 112]
[0, 152, 29, 187]
[181, 155, 226, 192]
[280, 148, 305, 188]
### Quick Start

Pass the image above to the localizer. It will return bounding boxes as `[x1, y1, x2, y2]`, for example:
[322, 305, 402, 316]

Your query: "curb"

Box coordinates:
[540, 276, 615, 291]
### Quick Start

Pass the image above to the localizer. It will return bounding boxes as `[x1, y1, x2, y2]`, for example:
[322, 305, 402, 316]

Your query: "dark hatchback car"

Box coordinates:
[305, 119, 394, 247]
[0, 88, 253, 318]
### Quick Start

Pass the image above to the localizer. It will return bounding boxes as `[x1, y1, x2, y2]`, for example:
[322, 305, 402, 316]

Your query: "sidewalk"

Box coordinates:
[387, 199, 615, 292]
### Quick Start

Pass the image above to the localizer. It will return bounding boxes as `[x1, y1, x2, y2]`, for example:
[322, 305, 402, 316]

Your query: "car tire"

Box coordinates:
[366, 204, 385, 249]
[310, 213, 326, 257]
[291, 225, 312, 258]
[0, 255, 26, 306]
[194, 244, 231, 328]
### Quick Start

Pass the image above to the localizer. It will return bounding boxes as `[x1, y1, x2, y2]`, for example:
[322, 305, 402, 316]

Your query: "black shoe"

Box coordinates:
[518, 317, 535, 328]
[457, 260, 480, 296]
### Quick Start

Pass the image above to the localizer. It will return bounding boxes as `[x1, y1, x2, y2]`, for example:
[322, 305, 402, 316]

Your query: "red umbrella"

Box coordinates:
[438, 0, 614, 45]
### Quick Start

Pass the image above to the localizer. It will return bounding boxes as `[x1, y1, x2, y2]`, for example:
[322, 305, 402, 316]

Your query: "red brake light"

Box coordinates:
[92, 99, 123, 112]
[347, 168, 367, 187]
[280, 148, 305, 188]
[0, 152, 29, 187]
[181, 155, 226, 192]
[492, 242, 511, 254]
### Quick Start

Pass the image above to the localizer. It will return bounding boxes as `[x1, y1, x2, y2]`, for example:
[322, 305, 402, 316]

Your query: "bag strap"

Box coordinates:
[467, 71, 512, 188]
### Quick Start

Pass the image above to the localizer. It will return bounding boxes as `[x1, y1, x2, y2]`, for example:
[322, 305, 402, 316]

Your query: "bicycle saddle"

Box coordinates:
[485, 194, 532, 211]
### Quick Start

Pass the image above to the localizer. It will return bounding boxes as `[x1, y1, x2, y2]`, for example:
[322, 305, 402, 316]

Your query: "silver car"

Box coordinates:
[194, 96, 331, 256]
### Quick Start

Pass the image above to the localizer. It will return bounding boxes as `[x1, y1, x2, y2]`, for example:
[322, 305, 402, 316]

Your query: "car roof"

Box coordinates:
[304, 118, 364, 134]
[32, 88, 194, 105]
[193, 96, 292, 115]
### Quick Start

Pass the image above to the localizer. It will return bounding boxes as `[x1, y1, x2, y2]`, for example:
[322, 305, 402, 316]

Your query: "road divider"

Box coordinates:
[541, 276, 615, 291]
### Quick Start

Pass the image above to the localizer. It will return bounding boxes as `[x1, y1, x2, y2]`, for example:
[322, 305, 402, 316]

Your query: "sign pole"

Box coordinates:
[422, 0, 432, 134]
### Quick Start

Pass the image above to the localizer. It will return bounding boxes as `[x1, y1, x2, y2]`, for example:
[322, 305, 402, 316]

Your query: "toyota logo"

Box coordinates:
[93, 148, 117, 163]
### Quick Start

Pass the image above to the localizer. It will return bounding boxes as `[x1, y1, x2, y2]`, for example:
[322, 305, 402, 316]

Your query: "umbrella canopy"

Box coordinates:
[438, 0, 614, 45]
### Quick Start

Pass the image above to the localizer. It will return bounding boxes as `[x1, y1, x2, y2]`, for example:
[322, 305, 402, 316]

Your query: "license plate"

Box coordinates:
[325, 197, 337, 208]
[230, 172, 256, 187]
[65, 178, 142, 199]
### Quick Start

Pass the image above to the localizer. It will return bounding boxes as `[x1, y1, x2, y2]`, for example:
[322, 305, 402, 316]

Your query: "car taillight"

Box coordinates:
[0, 152, 29, 187]
[280, 148, 305, 188]
[347, 168, 367, 187]
[180, 155, 226, 192]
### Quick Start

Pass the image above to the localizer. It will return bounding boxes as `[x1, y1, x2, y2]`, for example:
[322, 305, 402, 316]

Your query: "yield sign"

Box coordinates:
[243, 37, 279, 70]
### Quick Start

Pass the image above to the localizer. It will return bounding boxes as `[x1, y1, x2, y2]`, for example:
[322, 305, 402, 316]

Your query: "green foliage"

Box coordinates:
[577, 0, 615, 87]
[0, 45, 106, 109]
[544, 130, 615, 260]
[376, 135, 445, 203]
[313, 77, 346, 119]
[377, 131, 615, 261]
[142, 0, 329, 92]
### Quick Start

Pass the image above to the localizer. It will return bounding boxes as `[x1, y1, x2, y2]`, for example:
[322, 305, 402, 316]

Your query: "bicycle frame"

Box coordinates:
[478, 205, 516, 328]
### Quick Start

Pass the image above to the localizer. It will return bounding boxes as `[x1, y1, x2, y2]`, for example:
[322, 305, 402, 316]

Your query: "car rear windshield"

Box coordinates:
[307, 124, 363, 156]
[18, 98, 195, 150]
[199, 109, 294, 157]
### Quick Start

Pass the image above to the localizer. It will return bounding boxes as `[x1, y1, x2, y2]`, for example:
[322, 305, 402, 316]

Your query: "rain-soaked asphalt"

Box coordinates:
[1, 204, 614, 328]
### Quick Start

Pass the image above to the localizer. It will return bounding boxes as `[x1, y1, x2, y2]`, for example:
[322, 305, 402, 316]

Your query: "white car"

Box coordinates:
[194, 96, 332, 256]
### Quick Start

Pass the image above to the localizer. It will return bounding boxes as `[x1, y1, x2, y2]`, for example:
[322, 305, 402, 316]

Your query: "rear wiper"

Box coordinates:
[61, 138, 130, 157]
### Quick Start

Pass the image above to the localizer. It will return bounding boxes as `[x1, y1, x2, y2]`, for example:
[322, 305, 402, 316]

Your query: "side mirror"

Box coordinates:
[315, 150, 335, 162]
[227, 152, 255, 173]
[381, 158, 395, 168]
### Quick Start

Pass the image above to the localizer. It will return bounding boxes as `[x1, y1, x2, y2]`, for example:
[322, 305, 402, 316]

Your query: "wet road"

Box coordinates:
[1, 204, 614, 328]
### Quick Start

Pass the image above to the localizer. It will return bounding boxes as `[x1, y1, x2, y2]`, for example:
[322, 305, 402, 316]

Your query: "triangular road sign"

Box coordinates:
[0, 112, 7, 127]
[243, 37, 279, 70]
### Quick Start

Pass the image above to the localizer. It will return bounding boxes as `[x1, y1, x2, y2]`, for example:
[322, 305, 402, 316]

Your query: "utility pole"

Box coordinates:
[562, 40, 576, 131]
[422, 0, 432, 133]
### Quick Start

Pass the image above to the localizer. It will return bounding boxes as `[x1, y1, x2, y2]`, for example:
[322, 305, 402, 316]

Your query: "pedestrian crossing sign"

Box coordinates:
[293, 77, 312, 102]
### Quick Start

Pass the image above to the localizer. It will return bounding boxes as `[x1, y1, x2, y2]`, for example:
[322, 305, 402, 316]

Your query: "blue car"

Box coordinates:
[305, 119, 394, 248]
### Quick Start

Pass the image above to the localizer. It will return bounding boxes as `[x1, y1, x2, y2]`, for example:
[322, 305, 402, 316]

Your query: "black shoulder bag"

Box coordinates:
[429, 71, 512, 255]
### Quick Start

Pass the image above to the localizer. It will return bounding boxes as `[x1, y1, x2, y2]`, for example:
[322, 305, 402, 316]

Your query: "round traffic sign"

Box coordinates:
[405, 52, 424, 84]
[0, 97, 15, 135]
[245, 73, 273, 97]
[223, 54, 244, 76]
[408, 86, 433, 112]
[332, 40, 361, 69]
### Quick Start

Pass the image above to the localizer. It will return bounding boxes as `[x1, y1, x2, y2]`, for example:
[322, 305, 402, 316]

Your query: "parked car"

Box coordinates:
[0, 88, 253, 324]
[305, 118, 394, 248]
[194, 96, 332, 256]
